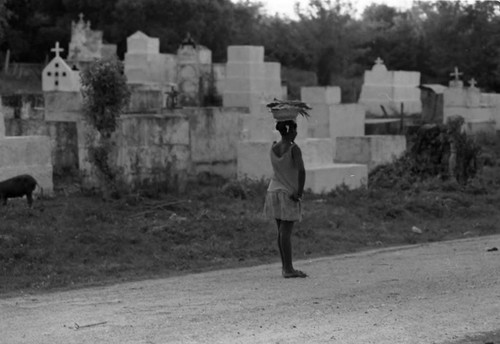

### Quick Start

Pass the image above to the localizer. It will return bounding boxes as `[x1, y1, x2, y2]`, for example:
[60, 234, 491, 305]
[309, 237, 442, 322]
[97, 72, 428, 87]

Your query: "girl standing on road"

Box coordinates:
[263, 100, 311, 278]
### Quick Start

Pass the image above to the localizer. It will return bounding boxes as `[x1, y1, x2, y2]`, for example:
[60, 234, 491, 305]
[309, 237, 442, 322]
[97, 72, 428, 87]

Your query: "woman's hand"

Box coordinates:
[290, 192, 302, 202]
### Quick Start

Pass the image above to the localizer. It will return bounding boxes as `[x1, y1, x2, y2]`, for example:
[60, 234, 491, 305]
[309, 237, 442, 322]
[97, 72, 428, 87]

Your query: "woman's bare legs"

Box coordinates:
[275, 219, 284, 269]
[278, 220, 307, 278]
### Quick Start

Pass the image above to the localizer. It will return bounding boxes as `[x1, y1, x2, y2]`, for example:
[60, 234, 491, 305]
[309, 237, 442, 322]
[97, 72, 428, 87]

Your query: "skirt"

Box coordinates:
[263, 190, 302, 222]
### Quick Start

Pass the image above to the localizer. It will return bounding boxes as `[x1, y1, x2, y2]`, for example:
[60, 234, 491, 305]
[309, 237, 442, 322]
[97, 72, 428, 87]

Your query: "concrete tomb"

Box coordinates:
[359, 57, 421, 116]
[223, 46, 283, 113]
[176, 34, 214, 106]
[301, 86, 405, 172]
[42, 42, 81, 93]
[67, 13, 117, 70]
[235, 59, 368, 193]
[124, 31, 177, 87]
[0, 102, 53, 195]
[443, 68, 495, 135]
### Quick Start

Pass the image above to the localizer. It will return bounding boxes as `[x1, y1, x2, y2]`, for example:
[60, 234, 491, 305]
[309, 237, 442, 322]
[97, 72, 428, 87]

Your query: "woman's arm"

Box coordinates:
[291, 145, 305, 201]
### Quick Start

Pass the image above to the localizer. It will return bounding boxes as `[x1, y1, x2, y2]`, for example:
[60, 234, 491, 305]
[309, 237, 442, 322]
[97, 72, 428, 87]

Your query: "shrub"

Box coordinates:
[80, 59, 131, 197]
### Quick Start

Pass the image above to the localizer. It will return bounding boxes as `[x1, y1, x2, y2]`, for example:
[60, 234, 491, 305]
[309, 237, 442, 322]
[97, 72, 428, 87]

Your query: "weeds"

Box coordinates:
[1, 134, 500, 296]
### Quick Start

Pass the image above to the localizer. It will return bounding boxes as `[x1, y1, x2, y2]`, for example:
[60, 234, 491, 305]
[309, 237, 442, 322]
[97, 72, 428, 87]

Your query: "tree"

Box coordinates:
[0, 0, 10, 45]
[295, 0, 360, 85]
[80, 58, 130, 195]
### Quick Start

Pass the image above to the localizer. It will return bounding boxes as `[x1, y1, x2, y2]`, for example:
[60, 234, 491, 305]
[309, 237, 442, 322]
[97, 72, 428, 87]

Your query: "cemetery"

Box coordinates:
[1, 4, 500, 318]
[0, 15, 442, 195]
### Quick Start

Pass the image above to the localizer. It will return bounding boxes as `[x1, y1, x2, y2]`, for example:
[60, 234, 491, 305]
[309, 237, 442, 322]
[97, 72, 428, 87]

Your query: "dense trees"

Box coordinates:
[2, 0, 500, 92]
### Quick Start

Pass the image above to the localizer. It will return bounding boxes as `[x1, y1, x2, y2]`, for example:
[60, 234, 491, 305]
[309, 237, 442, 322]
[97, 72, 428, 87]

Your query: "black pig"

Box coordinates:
[0, 174, 40, 207]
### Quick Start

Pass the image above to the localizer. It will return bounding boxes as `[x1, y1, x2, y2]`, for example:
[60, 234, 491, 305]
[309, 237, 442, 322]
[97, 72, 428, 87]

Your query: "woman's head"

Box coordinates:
[276, 120, 297, 141]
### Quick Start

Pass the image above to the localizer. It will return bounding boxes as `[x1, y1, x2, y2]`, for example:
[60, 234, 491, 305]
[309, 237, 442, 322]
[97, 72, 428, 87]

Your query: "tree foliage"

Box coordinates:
[3, 0, 500, 92]
[0, 0, 10, 44]
[80, 58, 130, 138]
[80, 58, 130, 195]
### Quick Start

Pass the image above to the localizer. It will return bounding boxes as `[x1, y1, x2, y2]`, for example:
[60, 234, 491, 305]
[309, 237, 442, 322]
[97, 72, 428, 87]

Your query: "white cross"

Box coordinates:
[51, 41, 64, 58]
[450, 66, 463, 81]
[375, 57, 384, 65]
[469, 78, 477, 88]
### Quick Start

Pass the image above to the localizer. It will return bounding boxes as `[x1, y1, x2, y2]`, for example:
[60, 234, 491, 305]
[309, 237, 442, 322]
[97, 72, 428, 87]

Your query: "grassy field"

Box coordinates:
[1, 135, 500, 297]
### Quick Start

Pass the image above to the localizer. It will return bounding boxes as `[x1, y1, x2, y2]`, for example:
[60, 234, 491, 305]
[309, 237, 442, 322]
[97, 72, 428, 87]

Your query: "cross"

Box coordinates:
[450, 66, 463, 81]
[375, 57, 384, 65]
[79, 13, 84, 22]
[51, 41, 64, 58]
[469, 78, 477, 88]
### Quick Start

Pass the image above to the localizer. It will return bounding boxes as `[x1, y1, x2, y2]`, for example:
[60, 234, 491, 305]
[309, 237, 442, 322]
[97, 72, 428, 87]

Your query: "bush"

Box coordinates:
[80, 59, 131, 197]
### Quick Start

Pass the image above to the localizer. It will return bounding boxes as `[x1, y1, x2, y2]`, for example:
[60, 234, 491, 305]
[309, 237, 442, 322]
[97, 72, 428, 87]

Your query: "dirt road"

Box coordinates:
[1, 235, 499, 344]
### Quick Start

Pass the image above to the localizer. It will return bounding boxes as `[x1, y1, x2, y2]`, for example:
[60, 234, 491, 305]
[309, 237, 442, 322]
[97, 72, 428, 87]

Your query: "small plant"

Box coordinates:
[80, 59, 131, 197]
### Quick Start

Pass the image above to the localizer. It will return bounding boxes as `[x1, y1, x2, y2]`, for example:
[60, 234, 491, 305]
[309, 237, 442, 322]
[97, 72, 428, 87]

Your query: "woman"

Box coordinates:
[263, 119, 307, 278]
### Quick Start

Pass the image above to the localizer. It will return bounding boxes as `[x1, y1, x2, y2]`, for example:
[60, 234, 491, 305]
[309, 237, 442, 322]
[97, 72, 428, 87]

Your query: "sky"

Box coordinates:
[251, 0, 415, 18]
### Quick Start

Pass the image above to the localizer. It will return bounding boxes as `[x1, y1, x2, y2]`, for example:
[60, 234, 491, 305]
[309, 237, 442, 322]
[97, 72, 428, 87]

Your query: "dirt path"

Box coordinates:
[1, 235, 499, 344]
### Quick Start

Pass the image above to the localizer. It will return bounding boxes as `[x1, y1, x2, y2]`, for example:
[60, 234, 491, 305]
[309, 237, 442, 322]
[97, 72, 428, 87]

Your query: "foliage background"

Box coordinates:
[2, 0, 500, 94]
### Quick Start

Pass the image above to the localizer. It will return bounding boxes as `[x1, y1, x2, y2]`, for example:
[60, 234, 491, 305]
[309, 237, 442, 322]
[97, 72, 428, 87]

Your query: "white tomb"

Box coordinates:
[223, 46, 282, 113]
[42, 42, 81, 92]
[176, 36, 214, 106]
[66, 13, 117, 69]
[234, 47, 367, 193]
[481, 92, 500, 131]
[124, 31, 177, 86]
[359, 57, 421, 116]
[0, 103, 54, 194]
[301, 86, 406, 172]
[443, 69, 495, 135]
[335, 135, 406, 171]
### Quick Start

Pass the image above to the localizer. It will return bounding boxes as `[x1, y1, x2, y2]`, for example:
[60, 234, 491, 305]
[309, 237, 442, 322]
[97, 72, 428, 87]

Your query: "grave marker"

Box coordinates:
[42, 42, 81, 92]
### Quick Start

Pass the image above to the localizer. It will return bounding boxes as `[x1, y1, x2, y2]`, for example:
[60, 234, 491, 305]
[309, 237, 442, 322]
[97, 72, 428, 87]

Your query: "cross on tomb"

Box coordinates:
[51, 41, 64, 58]
[469, 78, 478, 88]
[450, 66, 463, 81]
[375, 57, 384, 65]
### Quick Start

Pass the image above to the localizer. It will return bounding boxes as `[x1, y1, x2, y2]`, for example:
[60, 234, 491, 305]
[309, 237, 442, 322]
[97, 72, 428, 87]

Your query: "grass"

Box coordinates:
[1, 135, 500, 297]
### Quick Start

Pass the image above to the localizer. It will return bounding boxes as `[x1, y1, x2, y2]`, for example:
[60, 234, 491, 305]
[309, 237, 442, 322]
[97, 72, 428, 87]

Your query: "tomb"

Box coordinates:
[359, 57, 421, 116]
[176, 34, 214, 106]
[124, 31, 177, 87]
[443, 68, 495, 135]
[0, 101, 53, 194]
[66, 13, 117, 70]
[234, 48, 367, 193]
[300, 86, 405, 172]
[42, 42, 81, 93]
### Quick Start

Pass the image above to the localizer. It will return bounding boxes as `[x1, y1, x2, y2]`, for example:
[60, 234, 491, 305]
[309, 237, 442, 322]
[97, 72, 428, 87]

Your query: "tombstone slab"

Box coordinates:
[335, 135, 406, 171]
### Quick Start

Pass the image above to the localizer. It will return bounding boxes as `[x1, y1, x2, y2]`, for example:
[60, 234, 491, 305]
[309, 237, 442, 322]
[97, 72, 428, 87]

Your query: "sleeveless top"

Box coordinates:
[267, 143, 299, 194]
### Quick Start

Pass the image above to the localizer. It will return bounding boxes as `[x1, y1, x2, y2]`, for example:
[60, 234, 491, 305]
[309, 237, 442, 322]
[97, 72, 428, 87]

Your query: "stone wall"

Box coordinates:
[77, 107, 245, 189]
[187, 107, 245, 178]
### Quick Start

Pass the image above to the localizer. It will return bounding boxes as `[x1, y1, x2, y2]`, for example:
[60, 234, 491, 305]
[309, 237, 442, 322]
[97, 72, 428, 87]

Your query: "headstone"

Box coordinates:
[42, 42, 81, 92]
[124, 31, 177, 88]
[223, 46, 281, 113]
[176, 34, 213, 106]
[66, 13, 117, 69]
[359, 57, 421, 116]
[449, 66, 464, 88]
[443, 70, 495, 135]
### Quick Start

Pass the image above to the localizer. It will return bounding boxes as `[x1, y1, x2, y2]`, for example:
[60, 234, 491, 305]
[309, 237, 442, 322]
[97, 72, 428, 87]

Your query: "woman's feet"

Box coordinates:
[282, 269, 307, 278]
